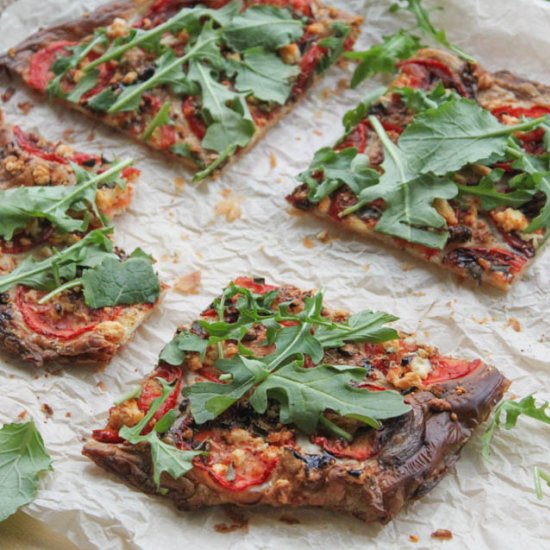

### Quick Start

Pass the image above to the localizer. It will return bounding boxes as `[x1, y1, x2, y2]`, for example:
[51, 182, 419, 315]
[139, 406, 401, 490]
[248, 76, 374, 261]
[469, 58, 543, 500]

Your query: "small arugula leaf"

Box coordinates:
[316, 310, 399, 348]
[223, 5, 304, 51]
[81, 254, 160, 308]
[398, 98, 545, 176]
[346, 30, 422, 89]
[119, 379, 202, 488]
[185, 355, 270, 424]
[342, 86, 387, 132]
[534, 466, 550, 500]
[66, 70, 99, 103]
[232, 47, 299, 104]
[481, 395, 550, 461]
[160, 330, 209, 366]
[0, 421, 53, 522]
[316, 21, 350, 74]
[249, 361, 410, 434]
[142, 100, 172, 142]
[87, 87, 119, 112]
[394, 82, 456, 113]
[298, 147, 379, 203]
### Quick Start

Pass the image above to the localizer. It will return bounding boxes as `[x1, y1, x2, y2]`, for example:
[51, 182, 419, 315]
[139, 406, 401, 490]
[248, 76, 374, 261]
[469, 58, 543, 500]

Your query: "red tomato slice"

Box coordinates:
[193, 429, 279, 492]
[424, 357, 482, 385]
[16, 286, 120, 340]
[312, 431, 377, 461]
[337, 121, 368, 153]
[397, 58, 467, 97]
[292, 43, 327, 97]
[233, 277, 278, 295]
[491, 105, 550, 119]
[182, 97, 207, 140]
[92, 428, 123, 444]
[13, 125, 68, 164]
[28, 40, 76, 92]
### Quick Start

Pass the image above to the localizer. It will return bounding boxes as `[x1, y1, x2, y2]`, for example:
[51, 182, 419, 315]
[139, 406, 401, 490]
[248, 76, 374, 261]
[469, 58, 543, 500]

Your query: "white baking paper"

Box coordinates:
[0, 1, 549, 548]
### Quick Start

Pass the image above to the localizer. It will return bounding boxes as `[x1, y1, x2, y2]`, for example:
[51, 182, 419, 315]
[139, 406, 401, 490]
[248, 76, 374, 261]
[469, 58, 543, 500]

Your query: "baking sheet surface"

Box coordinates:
[0, 0, 549, 548]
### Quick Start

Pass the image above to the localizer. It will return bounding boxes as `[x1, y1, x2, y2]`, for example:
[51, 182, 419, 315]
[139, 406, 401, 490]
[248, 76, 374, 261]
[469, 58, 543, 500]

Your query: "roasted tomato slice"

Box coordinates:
[397, 58, 467, 97]
[233, 276, 278, 294]
[0, 223, 54, 254]
[16, 286, 120, 340]
[312, 431, 377, 461]
[28, 40, 76, 92]
[137, 365, 183, 432]
[92, 428, 123, 444]
[182, 97, 207, 140]
[13, 125, 68, 164]
[193, 429, 279, 492]
[292, 43, 327, 97]
[424, 357, 482, 385]
[491, 105, 550, 120]
[249, 0, 313, 16]
[337, 121, 368, 153]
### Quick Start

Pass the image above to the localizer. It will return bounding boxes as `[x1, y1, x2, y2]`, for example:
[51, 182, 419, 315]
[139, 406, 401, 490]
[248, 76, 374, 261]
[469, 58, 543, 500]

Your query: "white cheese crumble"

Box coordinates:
[409, 356, 433, 379]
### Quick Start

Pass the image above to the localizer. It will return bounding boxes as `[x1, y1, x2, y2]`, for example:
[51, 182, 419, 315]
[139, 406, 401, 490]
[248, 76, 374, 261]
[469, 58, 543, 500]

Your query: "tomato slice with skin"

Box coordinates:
[233, 277, 278, 295]
[16, 286, 121, 340]
[292, 43, 327, 97]
[491, 105, 550, 120]
[424, 357, 482, 385]
[182, 97, 207, 140]
[13, 125, 68, 164]
[92, 428, 123, 444]
[397, 58, 467, 97]
[28, 40, 76, 92]
[312, 432, 377, 461]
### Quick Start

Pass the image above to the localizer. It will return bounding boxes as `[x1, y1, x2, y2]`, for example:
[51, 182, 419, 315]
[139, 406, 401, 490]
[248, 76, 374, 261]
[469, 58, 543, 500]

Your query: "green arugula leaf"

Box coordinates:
[394, 82, 456, 113]
[0, 421, 53, 522]
[160, 330, 209, 366]
[398, 98, 545, 176]
[316, 21, 350, 74]
[533, 466, 550, 500]
[298, 147, 379, 203]
[66, 70, 99, 103]
[81, 253, 160, 308]
[223, 5, 304, 51]
[232, 47, 299, 104]
[142, 100, 172, 142]
[346, 30, 422, 89]
[342, 86, 387, 132]
[119, 379, 202, 488]
[481, 395, 550, 461]
[87, 87, 120, 112]
[249, 361, 410, 434]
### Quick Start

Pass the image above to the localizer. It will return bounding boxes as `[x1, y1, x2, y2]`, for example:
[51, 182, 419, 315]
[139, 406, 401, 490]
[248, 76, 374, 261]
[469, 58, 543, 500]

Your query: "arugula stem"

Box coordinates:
[108, 34, 220, 113]
[533, 466, 550, 500]
[84, 11, 193, 72]
[37, 278, 83, 305]
[142, 101, 172, 142]
[193, 145, 236, 182]
[319, 415, 353, 442]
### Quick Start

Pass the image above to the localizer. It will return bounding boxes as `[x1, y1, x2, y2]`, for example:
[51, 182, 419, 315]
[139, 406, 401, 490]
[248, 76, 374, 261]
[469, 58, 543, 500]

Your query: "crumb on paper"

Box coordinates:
[336, 78, 348, 95]
[279, 515, 300, 525]
[17, 101, 34, 115]
[450, 412, 458, 422]
[7, 48, 16, 59]
[41, 403, 54, 417]
[174, 271, 202, 295]
[17, 410, 28, 421]
[269, 152, 278, 169]
[195, 250, 203, 260]
[62, 128, 76, 143]
[506, 317, 521, 332]
[313, 129, 323, 136]
[174, 176, 186, 191]
[321, 88, 332, 101]
[303, 236, 315, 249]
[431, 529, 453, 540]
[472, 315, 490, 325]
[412, 291, 426, 297]
[86, 130, 96, 142]
[363, 264, 371, 273]
[215, 189, 242, 222]
[409, 535, 419, 543]
[316, 230, 334, 244]
[214, 509, 249, 534]
[401, 262, 414, 272]
[288, 207, 304, 217]
[2, 87, 15, 102]
[65, 411, 72, 418]
[97, 381, 106, 392]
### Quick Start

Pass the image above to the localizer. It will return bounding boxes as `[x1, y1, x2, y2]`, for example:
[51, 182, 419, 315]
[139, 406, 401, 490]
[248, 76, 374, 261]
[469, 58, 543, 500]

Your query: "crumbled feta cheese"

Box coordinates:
[410, 355, 433, 379]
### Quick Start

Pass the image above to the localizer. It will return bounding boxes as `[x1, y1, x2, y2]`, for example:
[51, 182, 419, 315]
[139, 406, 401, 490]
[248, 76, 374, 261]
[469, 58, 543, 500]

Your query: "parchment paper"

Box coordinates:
[0, 1, 549, 549]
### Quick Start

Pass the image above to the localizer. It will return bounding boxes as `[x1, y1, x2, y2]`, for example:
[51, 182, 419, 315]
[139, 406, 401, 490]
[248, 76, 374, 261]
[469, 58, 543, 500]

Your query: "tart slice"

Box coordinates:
[83, 277, 509, 523]
[1, 0, 362, 180]
[288, 48, 550, 290]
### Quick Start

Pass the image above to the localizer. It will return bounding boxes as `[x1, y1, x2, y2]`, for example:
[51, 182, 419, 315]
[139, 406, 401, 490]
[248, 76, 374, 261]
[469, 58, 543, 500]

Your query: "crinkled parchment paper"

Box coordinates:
[0, 1, 549, 548]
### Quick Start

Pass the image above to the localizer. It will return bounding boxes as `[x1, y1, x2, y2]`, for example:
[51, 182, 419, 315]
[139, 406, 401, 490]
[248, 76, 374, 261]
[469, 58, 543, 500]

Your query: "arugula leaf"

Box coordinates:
[394, 82, 456, 113]
[346, 30, 422, 89]
[533, 466, 550, 500]
[119, 379, 202, 487]
[142, 100, 172, 142]
[398, 99, 545, 176]
[0, 421, 52, 522]
[250, 361, 410, 433]
[342, 86, 387, 132]
[343, 116, 458, 249]
[297, 147, 379, 203]
[481, 395, 550, 461]
[232, 47, 299, 105]
[160, 330, 209, 366]
[223, 5, 304, 51]
[0, 158, 132, 240]
[81, 252, 160, 308]
[316, 21, 350, 74]
[66, 70, 100, 103]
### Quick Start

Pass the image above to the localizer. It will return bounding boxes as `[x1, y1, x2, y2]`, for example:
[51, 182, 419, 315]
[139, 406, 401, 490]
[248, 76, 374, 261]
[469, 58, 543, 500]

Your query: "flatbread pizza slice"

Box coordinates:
[1, 0, 362, 181]
[288, 48, 550, 290]
[83, 277, 509, 523]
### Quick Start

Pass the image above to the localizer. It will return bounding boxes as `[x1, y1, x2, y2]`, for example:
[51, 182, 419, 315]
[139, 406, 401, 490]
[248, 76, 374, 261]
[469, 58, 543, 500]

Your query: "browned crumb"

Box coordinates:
[2, 87, 15, 102]
[313, 129, 323, 136]
[316, 230, 333, 244]
[428, 398, 452, 412]
[455, 386, 466, 395]
[450, 412, 458, 422]
[401, 262, 415, 272]
[174, 271, 202, 295]
[17, 410, 28, 421]
[287, 207, 305, 217]
[17, 101, 34, 115]
[214, 509, 249, 534]
[321, 88, 332, 101]
[269, 152, 278, 169]
[303, 236, 315, 249]
[363, 264, 371, 273]
[506, 318, 521, 332]
[41, 403, 54, 417]
[431, 529, 453, 540]
[65, 411, 72, 418]
[336, 78, 349, 95]
[62, 128, 76, 142]
[409, 535, 420, 543]
[86, 130, 96, 142]
[8, 48, 16, 59]
[215, 189, 242, 222]
[279, 515, 300, 525]
[97, 381, 106, 392]
[174, 176, 186, 191]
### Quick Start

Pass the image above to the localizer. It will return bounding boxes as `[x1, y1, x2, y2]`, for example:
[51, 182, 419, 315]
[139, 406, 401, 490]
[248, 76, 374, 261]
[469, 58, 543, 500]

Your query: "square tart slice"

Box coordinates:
[288, 48, 550, 290]
[1, 0, 362, 180]
[83, 277, 509, 523]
